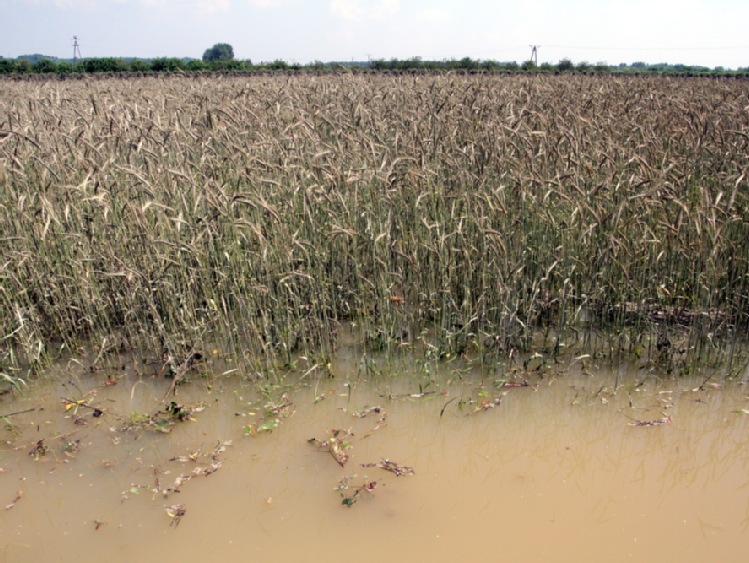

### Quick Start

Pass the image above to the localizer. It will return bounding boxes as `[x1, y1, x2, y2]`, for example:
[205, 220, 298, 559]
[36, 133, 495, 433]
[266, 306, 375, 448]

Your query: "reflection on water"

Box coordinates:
[1, 355, 749, 562]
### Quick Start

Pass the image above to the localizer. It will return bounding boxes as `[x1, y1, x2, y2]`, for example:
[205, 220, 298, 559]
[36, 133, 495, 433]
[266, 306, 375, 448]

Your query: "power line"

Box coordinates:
[494, 43, 749, 53]
[73, 36, 82, 62]
[541, 44, 749, 52]
[529, 45, 539, 65]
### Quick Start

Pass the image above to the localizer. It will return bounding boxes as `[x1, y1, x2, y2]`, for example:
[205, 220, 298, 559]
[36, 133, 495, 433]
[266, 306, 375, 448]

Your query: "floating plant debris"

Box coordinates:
[166, 504, 187, 527]
[351, 406, 383, 418]
[4, 490, 23, 511]
[336, 477, 380, 508]
[467, 392, 508, 415]
[158, 441, 231, 498]
[308, 429, 353, 467]
[361, 458, 415, 477]
[501, 379, 530, 388]
[243, 396, 294, 436]
[352, 406, 388, 438]
[627, 415, 673, 427]
[381, 391, 437, 400]
[118, 401, 204, 434]
[28, 439, 47, 459]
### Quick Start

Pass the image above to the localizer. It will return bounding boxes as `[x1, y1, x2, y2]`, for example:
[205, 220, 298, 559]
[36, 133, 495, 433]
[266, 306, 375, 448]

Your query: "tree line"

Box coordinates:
[1, 55, 746, 76]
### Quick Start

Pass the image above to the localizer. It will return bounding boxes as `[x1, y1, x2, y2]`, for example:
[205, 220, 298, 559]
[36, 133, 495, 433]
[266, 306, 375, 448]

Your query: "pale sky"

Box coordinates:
[2, 0, 749, 69]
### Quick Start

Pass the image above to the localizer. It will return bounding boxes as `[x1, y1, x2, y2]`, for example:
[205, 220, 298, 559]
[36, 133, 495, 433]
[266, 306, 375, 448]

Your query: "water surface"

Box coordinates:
[1, 355, 748, 562]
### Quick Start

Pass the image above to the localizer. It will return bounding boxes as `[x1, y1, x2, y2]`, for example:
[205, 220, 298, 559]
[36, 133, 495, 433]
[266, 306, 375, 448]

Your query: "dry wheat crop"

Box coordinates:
[1, 74, 748, 374]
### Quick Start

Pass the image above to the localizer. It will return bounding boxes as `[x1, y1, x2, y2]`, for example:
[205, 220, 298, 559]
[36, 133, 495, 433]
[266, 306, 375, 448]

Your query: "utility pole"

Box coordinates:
[529, 45, 539, 66]
[73, 36, 82, 64]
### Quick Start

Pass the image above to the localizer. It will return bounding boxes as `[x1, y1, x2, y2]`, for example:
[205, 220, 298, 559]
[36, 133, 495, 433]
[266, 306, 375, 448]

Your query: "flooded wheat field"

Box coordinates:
[2, 351, 749, 563]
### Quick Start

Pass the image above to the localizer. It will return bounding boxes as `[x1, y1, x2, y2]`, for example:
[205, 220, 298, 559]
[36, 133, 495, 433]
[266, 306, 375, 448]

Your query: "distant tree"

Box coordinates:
[408, 56, 424, 70]
[268, 59, 288, 70]
[33, 59, 57, 73]
[15, 59, 32, 73]
[557, 58, 573, 72]
[187, 59, 209, 71]
[150, 58, 185, 72]
[521, 60, 537, 71]
[0, 58, 14, 74]
[594, 61, 609, 73]
[370, 58, 387, 71]
[20, 54, 51, 64]
[457, 56, 478, 71]
[56, 61, 74, 74]
[129, 60, 149, 72]
[83, 57, 128, 73]
[209, 59, 245, 71]
[576, 60, 591, 72]
[202, 43, 234, 62]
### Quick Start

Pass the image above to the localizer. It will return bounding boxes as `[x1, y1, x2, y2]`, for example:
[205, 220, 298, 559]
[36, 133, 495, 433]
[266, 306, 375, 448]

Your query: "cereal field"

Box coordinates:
[1, 74, 748, 378]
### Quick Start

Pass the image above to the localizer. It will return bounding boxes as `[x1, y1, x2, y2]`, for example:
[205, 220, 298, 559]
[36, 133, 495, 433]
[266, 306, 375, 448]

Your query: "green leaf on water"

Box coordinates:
[257, 418, 279, 432]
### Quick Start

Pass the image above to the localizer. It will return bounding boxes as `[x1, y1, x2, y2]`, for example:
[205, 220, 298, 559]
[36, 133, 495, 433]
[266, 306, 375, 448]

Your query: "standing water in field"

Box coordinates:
[1, 351, 748, 563]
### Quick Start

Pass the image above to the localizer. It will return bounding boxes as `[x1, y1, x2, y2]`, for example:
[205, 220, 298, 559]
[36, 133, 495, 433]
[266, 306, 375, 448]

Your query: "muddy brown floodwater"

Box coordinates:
[1, 354, 749, 563]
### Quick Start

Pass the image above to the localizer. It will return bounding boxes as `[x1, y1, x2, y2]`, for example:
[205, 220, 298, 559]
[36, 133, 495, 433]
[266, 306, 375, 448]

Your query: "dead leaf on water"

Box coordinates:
[361, 458, 415, 477]
[329, 438, 349, 467]
[165, 504, 186, 527]
[28, 439, 47, 459]
[4, 490, 23, 510]
[380, 390, 436, 400]
[627, 415, 672, 426]
[351, 406, 383, 418]
[308, 429, 352, 467]
[160, 440, 230, 497]
[501, 379, 530, 388]
[467, 392, 507, 415]
[352, 406, 388, 438]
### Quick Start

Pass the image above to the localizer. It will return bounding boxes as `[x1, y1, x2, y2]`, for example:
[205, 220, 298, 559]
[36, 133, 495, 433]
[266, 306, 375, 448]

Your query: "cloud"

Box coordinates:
[50, 0, 96, 7]
[330, 0, 361, 20]
[195, 0, 229, 14]
[330, 0, 399, 22]
[59, 0, 229, 12]
[21, 0, 129, 6]
[20, 0, 284, 13]
[134, 0, 230, 16]
[372, 0, 398, 19]
[420, 8, 452, 24]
